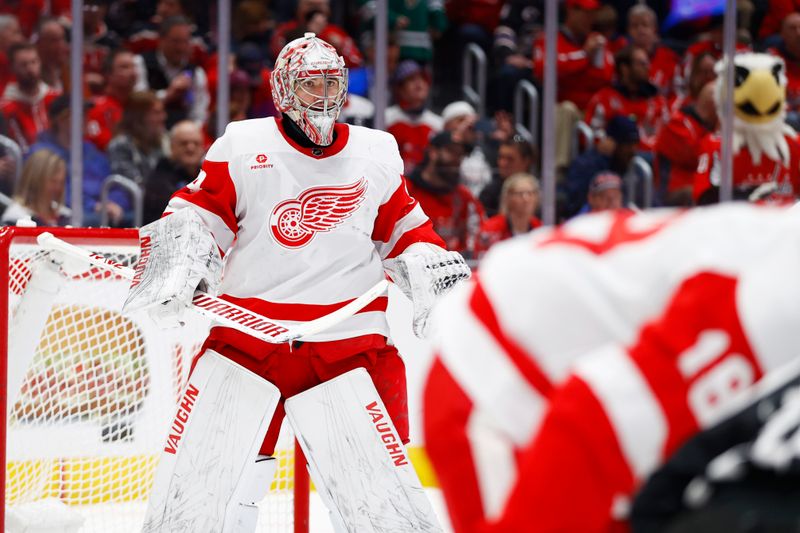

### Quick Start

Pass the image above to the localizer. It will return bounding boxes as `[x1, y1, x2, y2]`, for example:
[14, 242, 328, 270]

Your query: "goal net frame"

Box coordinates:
[1, 226, 309, 533]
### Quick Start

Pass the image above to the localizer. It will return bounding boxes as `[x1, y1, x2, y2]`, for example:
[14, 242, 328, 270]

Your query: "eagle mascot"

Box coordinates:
[693, 52, 800, 204]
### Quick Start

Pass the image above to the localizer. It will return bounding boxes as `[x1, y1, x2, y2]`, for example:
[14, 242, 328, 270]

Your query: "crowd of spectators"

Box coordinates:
[0, 0, 797, 259]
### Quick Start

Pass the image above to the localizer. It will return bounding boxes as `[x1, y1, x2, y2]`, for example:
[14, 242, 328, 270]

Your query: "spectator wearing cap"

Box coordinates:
[142, 120, 204, 224]
[585, 46, 670, 151]
[0, 42, 60, 153]
[479, 135, 537, 217]
[1, 149, 69, 226]
[86, 49, 139, 151]
[0, 16, 24, 96]
[358, 0, 446, 64]
[28, 94, 131, 226]
[34, 18, 69, 93]
[405, 131, 484, 257]
[476, 172, 541, 257]
[587, 171, 623, 213]
[442, 101, 492, 197]
[654, 80, 717, 206]
[385, 60, 443, 175]
[108, 91, 168, 186]
[135, 16, 210, 128]
[625, 5, 680, 98]
[562, 115, 639, 218]
[272, 0, 363, 67]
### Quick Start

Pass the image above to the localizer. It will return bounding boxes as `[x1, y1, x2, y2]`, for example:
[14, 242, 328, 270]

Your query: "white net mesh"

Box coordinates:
[4, 230, 302, 532]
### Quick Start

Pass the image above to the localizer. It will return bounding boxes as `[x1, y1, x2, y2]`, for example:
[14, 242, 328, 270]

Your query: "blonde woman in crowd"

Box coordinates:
[1, 148, 69, 226]
[476, 172, 542, 256]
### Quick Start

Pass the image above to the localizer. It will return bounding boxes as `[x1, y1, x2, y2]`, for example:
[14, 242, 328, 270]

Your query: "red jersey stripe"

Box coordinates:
[171, 159, 238, 234]
[384, 221, 444, 259]
[372, 180, 419, 243]
[469, 279, 555, 396]
[219, 294, 389, 322]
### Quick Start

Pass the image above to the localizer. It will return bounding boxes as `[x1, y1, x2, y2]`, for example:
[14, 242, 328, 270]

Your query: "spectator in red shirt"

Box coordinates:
[532, 0, 614, 111]
[770, 13, 800, 127]
[585, 46, 671, 150]
[671, 50, 717, 111]
[759, 0, 800, 39]
[626, 5, 681, 97]
[270, 0, 363, 67]
[0, 42, 59, 152]
[82, 0, 123, 95]
[87, 49, 138, 151]
[405, 131, 484, 257]
[593, 4, 627, 55]
[0, 15, 24, 96]
[35, 18, 69, 93]
[385, 60, 443, 175]
[0, 0, 42, 38]
[683, 17, 750, 85]
[532, 0, 613, 175]
[655, 80, 717, 206]
[477, 172, 542, 257]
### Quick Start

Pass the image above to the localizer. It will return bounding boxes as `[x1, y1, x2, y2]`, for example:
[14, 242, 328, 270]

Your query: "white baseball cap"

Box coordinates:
[441, 101, 477, 124]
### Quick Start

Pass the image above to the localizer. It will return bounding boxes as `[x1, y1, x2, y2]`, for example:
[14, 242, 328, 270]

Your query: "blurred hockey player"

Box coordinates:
[424, 203, 800, 532]
[126, 33, 468, 532]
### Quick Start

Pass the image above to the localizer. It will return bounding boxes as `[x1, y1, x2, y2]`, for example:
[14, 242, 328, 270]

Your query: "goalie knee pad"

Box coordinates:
[143, 350, 280, 532]
[286, 368, 443, 532]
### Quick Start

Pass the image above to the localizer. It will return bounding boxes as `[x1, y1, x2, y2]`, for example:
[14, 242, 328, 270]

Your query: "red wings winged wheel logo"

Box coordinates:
[270, 178, 368, 248]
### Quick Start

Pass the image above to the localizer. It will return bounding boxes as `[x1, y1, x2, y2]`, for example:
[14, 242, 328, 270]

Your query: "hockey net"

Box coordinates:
[1, 227, 309, 533]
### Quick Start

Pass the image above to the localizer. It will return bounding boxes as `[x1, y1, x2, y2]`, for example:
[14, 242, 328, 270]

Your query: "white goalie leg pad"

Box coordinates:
[143, 350, 280, 533]
[286, 368, 443, 533]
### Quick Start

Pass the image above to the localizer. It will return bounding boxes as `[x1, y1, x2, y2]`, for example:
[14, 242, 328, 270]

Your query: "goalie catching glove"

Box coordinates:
[123, 209, 223, 327]
[384, 243, 471, 338]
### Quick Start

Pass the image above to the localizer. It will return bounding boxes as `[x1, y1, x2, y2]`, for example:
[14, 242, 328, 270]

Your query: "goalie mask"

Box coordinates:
[271, 33, 348, 146]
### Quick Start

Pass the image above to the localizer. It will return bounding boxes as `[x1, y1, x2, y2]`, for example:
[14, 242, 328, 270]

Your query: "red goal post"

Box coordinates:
[0, 226, 309, 533]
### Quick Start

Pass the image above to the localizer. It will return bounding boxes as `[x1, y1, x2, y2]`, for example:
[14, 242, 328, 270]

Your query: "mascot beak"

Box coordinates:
[734, 67, 785, 124]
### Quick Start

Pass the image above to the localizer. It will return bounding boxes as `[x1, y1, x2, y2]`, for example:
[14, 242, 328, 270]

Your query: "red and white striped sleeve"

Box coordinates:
[164, 131, 239, 255]
[435, 276, 554, 448]
[371, 176, 444, 259]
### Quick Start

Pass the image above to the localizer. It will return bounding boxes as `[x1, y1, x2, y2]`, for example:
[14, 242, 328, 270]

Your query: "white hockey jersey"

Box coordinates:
[166, 118, 442, 348]
[431, 204, 800, 524]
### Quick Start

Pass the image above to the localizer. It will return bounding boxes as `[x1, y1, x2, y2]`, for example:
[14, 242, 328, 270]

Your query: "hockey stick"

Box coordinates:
[37, 232, 389, 344]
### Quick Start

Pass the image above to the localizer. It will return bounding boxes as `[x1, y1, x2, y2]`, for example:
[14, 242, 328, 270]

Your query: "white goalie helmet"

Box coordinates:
[271, 32, 348, 146]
